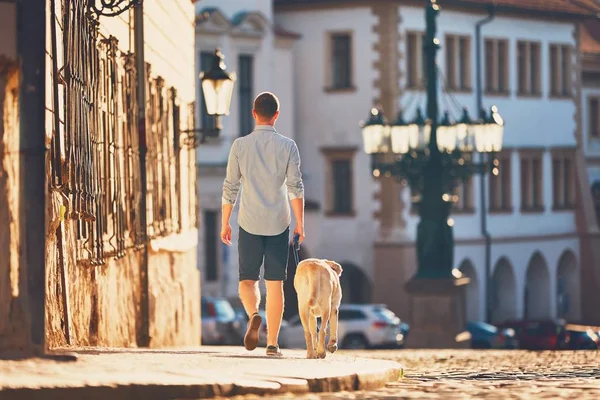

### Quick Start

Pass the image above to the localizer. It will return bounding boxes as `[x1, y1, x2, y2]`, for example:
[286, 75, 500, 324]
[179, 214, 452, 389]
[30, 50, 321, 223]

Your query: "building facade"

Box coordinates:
[195, 0, 600, 326]
[1, 0, 201, 355]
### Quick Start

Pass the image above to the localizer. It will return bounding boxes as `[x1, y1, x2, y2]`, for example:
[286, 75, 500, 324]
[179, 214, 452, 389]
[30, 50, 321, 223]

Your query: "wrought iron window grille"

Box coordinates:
[88, 0, 142, 18]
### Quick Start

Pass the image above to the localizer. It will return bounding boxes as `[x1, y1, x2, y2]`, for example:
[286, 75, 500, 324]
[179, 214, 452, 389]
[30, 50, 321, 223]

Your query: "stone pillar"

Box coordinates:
[405, 277, 471, 349]
[573, 23, 600, 325]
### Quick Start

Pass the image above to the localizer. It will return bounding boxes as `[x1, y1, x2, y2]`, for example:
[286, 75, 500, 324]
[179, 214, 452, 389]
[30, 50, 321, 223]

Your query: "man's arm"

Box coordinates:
[286, 141, 305, 243]
[221, 140, 241, 244]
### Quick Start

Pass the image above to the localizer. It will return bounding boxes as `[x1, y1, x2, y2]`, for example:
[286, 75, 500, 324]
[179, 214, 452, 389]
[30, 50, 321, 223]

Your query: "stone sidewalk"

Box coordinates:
[234, 349, 600, 400]
[0, 346, 402, 400]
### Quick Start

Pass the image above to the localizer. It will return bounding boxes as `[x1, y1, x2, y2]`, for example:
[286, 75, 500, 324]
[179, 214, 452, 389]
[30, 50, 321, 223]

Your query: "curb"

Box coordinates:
[0, 349, 403, 400]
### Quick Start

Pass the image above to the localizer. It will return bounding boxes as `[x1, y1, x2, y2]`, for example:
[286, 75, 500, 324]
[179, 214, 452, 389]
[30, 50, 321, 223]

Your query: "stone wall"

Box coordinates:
[0, 60, 30, 354]
[41, 0, 200, 349]
[45, 190, 201, 348]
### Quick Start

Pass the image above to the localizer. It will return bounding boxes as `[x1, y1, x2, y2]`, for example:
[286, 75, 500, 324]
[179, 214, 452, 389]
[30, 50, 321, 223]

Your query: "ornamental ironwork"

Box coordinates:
[88, 0, 142, 18]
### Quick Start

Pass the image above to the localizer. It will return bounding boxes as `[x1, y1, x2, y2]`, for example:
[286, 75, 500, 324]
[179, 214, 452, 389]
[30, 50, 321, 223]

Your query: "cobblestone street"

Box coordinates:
[224, 349, 600, 400]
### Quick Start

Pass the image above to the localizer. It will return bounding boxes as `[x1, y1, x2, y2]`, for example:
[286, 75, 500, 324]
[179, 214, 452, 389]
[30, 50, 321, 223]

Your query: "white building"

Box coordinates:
[195, 0, 600, 326]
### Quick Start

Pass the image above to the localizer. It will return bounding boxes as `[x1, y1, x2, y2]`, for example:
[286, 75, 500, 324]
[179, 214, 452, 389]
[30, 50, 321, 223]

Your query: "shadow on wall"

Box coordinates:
[524, 252, 551, 321]
[339, 263, 372, 305]
[491, 257, 517, 325]
[458, 259, 479, 322]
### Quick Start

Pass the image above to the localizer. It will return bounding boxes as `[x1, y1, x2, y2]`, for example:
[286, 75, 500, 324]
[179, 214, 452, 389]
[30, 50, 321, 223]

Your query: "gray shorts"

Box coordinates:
[238, 226, 289, 281]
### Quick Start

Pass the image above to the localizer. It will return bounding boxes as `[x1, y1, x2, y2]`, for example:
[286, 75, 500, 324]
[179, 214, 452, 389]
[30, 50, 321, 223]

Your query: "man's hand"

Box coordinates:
[221, 224, 232, 246]
[293, 224, 305, 244]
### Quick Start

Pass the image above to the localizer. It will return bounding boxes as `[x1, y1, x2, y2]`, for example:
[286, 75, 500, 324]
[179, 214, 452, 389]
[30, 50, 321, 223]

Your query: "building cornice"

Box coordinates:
[274, 0, 598, 22]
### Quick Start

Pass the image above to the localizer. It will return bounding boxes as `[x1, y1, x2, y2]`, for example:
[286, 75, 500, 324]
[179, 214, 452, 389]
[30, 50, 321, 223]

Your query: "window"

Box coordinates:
[453, 177, 474, 213]
[520, 152, 544, 211]
[199, 51, 217, 130]
[489, 152, 512, 211]
[407, 31, 427, 89]
[204, 210, 218, 282]
[322, 148, 356, 216]
[332, 160, 352, 213]
[517, 41, 541, 96]
[484, 38, 509, 94]
[338, 309, 367, 321]
[238, 55, 254, 136]
[445, 34, 471, 91]
[552, 150, 576, 210]
[589, 97, 600, 139]
[329, 33, 352, 90]
[592, 182, 600, 227]
[550, 44, 572, 97]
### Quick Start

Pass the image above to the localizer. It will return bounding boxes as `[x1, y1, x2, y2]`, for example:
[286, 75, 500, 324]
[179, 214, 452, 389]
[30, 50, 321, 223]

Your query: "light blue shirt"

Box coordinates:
[222, 125, 304, 236]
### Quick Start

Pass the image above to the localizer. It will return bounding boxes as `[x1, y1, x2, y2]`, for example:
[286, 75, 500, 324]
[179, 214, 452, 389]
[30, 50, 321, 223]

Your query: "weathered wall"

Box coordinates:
[45, 191, 142, 347]
[0, 0, 30, 353]
[0, 63, 29, 353]
[148, 240, 200, 347]
[43, 0, 200, 349]
[45, 200, 201, 347]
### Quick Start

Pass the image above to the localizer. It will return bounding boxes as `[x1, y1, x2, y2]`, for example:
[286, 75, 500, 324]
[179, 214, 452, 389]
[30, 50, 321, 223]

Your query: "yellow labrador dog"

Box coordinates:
[294, 258, 343, 359]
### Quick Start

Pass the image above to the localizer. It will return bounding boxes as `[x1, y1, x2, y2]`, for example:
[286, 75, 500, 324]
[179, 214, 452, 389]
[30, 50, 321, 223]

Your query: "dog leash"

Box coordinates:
[292, 233, 300, 266]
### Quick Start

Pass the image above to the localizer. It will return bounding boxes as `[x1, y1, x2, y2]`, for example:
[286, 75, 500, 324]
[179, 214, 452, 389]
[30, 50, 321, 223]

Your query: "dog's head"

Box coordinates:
[325, 260, 343, 277]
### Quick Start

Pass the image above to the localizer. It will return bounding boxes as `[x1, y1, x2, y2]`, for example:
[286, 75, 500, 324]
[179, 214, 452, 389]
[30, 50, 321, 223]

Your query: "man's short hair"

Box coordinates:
[253, 92, 280, 120]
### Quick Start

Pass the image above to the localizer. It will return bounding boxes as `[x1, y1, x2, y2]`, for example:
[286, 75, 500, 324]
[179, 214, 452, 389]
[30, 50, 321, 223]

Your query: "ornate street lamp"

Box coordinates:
[181, 48, 237, 147]
[360, 0, 504, 280]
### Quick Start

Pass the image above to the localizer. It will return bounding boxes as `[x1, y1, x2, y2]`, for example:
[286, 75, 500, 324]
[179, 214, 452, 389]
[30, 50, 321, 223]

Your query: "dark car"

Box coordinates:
[201, 297, 242, 345]
[497, 320, 570, 350]
[566, 327, 600, 350]
[466, 321, 518, 349]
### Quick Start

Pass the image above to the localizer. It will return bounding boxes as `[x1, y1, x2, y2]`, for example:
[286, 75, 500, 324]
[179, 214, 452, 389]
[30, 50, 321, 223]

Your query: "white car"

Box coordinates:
[281, 304, 405, 350]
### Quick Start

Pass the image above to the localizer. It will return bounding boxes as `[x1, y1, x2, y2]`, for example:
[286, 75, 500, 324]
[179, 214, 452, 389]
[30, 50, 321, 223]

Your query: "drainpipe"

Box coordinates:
[475, 5, 495, 324]
[18, 0, 47, 356]
[134, 3, 150, 347]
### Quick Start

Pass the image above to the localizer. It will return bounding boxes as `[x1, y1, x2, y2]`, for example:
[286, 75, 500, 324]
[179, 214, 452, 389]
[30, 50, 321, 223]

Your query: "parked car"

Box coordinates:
[566, 326, 600, 350]
[497, 320, 570, 350]
[283, 304, 405, 350]
[201, 296, 242, 345]
[466, 321, 518, 349]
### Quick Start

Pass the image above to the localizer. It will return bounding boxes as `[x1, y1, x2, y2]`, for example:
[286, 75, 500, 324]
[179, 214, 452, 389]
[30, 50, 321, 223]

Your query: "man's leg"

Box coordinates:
[264, 227, 290, 350]
[265, 280, 284, 347]
[239, 280, 260, 316]
[238, 227, 264, 350]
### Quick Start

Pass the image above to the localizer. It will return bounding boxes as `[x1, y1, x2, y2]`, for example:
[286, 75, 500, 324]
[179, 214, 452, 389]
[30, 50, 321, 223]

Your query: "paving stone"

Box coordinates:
[0, 346, 401, 400]
[245, 349, 600, 399]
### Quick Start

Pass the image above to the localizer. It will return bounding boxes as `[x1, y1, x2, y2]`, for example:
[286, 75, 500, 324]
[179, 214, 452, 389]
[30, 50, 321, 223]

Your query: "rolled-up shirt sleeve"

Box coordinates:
[222, 140, 241, 205]
[286, 141, 304, 200]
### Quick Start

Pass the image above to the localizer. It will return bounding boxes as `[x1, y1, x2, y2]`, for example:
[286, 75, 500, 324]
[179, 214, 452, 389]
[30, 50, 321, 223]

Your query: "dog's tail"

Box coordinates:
[307, 272, 319, 308]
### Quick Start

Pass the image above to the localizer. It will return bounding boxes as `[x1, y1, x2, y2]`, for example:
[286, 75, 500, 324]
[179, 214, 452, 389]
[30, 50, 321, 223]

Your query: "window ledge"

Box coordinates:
[405, 85, 425, 91]
[447, 87, 473, 94]
[520, 206, 545, 214]
[516, 91, 542, 98]
[489, 207, 513, 214]
[324, 85, 357, 94]
[550, 94, 573, 100]
[485, 90, 510, 97]
[452, 208, 476, 214]
[326, 210, 356, 218]
[552, 205, 576, 211]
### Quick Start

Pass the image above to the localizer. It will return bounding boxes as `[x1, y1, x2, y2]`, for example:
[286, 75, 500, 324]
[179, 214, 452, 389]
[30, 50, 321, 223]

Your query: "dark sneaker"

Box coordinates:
[244, 313, 262, 351]
[266, 345, 282, 357]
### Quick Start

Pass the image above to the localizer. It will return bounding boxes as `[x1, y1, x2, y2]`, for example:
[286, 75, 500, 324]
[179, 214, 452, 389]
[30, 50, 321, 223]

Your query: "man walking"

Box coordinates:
[221, 92, 305, 356]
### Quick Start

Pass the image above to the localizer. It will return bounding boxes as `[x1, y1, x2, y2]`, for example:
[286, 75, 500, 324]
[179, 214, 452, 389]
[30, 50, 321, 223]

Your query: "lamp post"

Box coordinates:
[361, 0, 504, 280]
[181, 48, 236, 147]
